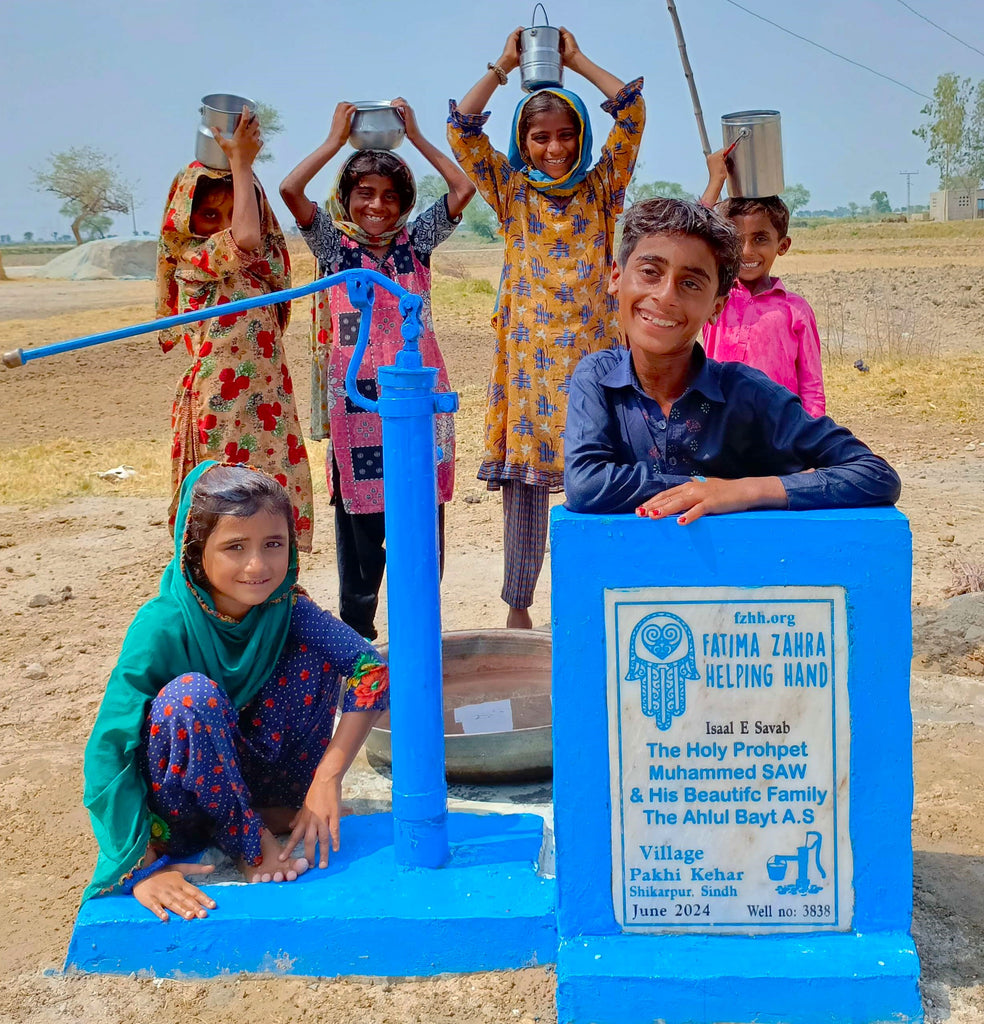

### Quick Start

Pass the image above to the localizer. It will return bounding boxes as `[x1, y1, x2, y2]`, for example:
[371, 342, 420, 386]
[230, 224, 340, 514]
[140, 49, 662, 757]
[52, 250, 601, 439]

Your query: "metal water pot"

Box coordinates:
[195, 93, 256, 170]
[520, 4, 563, 93]
[348, 101, 406, 151]
[721, 110, 784, 198]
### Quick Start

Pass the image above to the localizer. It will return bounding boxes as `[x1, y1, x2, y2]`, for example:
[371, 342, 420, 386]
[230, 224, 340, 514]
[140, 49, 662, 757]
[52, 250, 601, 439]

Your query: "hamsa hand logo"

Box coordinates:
[625, 611, 699, 730]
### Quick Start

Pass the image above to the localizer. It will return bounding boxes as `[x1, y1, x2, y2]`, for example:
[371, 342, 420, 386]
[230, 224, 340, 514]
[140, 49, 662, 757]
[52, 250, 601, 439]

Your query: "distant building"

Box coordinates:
[929, 188, 984, 221]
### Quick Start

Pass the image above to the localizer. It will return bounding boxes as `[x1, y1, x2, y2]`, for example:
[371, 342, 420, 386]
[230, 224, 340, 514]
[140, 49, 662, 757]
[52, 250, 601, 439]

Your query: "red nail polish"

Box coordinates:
[678, 516, 687, 525]
[649, 509, 661, 518]
[635, 507, 646, 517]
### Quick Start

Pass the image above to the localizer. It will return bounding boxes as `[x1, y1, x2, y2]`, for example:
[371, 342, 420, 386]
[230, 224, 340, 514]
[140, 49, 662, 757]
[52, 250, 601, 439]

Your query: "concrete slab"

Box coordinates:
[67, 811, 557, 978]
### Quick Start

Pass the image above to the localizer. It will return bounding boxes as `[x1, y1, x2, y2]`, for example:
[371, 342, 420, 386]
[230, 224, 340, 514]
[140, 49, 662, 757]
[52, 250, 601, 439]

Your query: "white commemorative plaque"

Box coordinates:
[606, 586, 853, 934]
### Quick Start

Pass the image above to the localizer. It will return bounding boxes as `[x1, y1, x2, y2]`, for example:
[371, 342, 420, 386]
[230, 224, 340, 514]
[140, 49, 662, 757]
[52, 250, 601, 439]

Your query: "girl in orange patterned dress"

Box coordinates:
[156, 108, 314, 550]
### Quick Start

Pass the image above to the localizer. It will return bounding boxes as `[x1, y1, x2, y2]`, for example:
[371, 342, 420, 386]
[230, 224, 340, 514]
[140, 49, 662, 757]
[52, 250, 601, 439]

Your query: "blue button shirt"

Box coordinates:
[563, 346, 901, 515]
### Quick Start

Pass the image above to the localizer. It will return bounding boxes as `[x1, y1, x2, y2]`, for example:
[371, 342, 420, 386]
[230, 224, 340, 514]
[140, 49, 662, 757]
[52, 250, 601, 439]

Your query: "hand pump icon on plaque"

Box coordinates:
[625, 612, 699, 730]
[767, 831, 827, 895]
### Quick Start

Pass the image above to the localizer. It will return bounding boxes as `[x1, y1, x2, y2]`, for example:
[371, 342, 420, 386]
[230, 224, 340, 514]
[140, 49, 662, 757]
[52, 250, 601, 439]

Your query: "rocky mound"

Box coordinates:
[32, 237, 157, 281]
[914, 591, 984, 675]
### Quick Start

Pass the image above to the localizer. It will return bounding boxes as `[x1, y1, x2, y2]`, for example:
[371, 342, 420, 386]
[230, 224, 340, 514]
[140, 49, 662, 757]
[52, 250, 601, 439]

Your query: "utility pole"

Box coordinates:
[899, 170, 918, 220]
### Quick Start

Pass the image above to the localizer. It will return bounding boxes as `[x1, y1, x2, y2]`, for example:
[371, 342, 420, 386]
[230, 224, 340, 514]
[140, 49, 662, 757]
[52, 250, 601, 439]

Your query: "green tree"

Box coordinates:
[963, 79, 984, 189]
[847, 202, 859, 218]
[59, 200, 113, 240]
[34, 147, 130, 245]
[415, 174, 448, 211]
[779, 183, 811, 215]
[913, 72, 970, 189]
[626, 178, 691, 204]
[254, 102, 284, 164]
[462, 196, 499, 241]
[23, 231, 34, 242]
[869, 190, 891, 214]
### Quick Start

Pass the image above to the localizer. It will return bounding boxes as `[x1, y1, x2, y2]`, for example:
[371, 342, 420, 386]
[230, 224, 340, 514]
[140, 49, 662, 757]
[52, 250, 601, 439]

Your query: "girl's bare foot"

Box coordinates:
[238, 828, 309, 883]
[506, 605, 533, 629]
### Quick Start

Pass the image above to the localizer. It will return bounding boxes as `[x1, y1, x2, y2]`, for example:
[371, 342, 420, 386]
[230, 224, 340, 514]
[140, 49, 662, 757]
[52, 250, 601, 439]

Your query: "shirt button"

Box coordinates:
[658, 420, 666, 430]
[668, 457, 677, 466]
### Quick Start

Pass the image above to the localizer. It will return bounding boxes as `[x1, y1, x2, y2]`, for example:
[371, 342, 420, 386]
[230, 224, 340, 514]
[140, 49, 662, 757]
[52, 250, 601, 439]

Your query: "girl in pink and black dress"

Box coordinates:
[281, 99, 475, 639]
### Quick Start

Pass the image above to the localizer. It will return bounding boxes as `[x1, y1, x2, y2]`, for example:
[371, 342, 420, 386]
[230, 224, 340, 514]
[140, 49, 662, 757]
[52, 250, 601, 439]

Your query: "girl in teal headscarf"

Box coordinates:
[448, 26, 645, 630]
[83, 462, 388, 922]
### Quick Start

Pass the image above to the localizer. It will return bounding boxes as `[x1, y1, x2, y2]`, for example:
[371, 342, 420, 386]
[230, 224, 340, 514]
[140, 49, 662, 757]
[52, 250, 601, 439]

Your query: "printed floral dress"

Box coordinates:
[447, 78, 645, 491]
[156, 163, 314, 550]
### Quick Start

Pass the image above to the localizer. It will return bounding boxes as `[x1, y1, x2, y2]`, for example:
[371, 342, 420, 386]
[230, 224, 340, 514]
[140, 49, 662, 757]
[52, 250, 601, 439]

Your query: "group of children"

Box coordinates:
[84, 27, 898, 922]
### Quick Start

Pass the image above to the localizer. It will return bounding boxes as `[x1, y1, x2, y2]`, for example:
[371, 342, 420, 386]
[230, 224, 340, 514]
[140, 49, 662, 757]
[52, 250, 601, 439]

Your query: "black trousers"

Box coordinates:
[332, 457, 445, 640]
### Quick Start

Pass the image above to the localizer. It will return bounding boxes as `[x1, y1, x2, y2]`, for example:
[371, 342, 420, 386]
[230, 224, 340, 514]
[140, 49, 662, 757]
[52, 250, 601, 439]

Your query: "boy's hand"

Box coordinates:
[328, 102, 357, 148]
[635, 476, 786, 524]
[132, 863, 216, 922]
[559, 27, 585, 73]
[391, 97, 421, 144]
[213, 106, 263, 167]
[497, 27, 523, 74]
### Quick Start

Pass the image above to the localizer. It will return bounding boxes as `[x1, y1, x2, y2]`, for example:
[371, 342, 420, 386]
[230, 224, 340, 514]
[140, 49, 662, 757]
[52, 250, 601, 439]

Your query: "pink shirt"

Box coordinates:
[702, 277, 825, 417]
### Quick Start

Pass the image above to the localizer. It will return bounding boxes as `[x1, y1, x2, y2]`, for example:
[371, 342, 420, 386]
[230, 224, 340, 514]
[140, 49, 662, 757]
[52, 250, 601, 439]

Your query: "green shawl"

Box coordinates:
[81, 461, 299, 901]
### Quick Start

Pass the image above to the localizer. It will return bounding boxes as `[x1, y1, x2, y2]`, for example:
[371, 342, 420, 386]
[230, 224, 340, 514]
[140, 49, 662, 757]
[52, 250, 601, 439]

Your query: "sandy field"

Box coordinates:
[1, 221, 984, 1023]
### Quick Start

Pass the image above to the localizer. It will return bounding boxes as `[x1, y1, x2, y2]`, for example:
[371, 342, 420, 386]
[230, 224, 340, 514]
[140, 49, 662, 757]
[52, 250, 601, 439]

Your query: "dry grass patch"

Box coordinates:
[1, 304, 154, 352]
[825, 354, 984, 427]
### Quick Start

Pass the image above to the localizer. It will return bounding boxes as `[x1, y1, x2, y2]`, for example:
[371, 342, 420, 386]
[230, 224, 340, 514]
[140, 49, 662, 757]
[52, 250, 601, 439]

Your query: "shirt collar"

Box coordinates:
[599, 343, 725, 404]
[734, 275, 787, 298]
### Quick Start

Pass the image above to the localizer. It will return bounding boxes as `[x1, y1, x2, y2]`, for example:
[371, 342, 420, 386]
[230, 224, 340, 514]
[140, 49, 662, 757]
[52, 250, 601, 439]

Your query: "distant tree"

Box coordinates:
[626, 178, 691, 204]
[869, 190, 891, 214]
[913, 73, 970, 189]
[964, 79, 984, 189]
[254, 102, 284, 164]
[847, 202, 859, 218]
[59, 200, 113, 240]
[34, 147, 130, 245]
[415, 174, 448, 211]
[23, 231, 34, 242]
[462, 196, 499, 241]
[779, 183, 810, 215]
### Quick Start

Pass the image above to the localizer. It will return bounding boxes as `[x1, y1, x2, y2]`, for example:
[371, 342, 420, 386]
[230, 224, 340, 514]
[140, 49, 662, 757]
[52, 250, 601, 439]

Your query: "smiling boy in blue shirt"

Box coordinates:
[563, 198, 899, 520]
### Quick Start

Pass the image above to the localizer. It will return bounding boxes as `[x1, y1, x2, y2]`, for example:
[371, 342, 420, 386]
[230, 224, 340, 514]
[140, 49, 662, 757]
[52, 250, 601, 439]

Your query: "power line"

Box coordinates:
[895, 1, 984, 60]
[721, 0, 932, 100]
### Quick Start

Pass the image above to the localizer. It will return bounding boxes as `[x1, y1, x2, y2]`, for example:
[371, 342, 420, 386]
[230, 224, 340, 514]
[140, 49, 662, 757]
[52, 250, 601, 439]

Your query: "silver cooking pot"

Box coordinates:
[520, 4, 563, 92]
[721, 110, 784, 198]
[349, 101, 406, 151]
[196, 93, 256, 170]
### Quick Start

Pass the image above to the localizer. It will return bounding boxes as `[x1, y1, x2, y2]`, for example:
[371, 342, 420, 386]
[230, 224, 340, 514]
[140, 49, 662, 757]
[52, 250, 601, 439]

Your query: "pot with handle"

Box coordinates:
[196, 93, 256, 170]
[520, 4, 563, 93]
[721, 110, 784, 198]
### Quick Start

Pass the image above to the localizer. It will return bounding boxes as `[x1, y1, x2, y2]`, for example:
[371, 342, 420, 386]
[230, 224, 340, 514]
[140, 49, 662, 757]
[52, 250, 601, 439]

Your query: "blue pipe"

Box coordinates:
[1, 268, 415, 368]
[7, 267, 457, 870]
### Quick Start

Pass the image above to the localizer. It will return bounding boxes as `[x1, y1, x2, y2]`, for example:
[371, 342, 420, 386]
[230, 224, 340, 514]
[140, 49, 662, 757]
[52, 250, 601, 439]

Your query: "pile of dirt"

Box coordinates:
[32, 238, 157, 281]
[914, 591, 984, 675]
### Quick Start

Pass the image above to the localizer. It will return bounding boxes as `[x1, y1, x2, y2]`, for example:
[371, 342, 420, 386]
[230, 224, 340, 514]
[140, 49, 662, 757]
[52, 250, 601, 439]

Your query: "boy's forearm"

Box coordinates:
[280, 139, 344, 224]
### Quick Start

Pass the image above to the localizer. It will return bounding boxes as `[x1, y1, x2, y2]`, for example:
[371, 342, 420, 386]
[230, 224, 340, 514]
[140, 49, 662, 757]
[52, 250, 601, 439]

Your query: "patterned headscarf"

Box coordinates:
[508, 88, 594, 197]
[155, 162, 291, 353]
[82, 461, 300, 902]
[326, 149, 417, 248]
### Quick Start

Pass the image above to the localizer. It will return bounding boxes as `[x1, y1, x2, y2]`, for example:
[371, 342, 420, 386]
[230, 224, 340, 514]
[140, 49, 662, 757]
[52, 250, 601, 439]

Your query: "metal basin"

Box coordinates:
[349, 101, 406, 151]
[365, 629, 552, 783]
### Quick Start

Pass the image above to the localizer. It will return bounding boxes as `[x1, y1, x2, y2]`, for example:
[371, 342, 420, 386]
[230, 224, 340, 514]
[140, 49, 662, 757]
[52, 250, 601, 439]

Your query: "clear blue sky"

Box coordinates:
[3, 0, 983, 239]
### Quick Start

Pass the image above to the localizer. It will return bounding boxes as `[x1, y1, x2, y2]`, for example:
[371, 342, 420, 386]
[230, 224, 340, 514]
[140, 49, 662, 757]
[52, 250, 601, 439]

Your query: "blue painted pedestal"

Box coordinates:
[66, 812, 555, 977]
[550, 508, 923, 1024]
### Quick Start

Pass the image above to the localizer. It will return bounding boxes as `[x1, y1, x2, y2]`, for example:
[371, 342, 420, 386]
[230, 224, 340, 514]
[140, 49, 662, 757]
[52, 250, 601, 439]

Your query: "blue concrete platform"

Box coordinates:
[557, 932, 922, 1024]
[66, 812, 556, 978]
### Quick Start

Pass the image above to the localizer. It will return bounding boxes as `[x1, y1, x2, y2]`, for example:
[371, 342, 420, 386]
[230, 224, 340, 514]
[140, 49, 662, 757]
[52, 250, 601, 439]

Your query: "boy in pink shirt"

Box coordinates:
[699, 164, 825, 416]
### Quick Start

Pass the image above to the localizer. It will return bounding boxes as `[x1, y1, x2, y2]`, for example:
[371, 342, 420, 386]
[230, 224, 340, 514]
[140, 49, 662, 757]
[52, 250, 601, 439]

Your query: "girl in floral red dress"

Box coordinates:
[156, 107, 314, 550]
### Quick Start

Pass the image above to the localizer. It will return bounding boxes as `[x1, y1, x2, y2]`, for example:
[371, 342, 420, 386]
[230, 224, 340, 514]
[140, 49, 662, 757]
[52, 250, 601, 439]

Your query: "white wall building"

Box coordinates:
[929, 188, 984, 221]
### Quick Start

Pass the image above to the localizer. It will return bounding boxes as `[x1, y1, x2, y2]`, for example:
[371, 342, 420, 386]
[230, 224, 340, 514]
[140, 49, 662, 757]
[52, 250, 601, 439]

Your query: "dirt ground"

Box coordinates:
[2, 225, 984, 1023]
